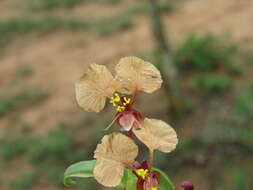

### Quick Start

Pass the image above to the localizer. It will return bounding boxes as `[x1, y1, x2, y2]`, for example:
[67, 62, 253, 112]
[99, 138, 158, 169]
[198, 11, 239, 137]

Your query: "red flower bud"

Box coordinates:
[180, 181, 194, 190]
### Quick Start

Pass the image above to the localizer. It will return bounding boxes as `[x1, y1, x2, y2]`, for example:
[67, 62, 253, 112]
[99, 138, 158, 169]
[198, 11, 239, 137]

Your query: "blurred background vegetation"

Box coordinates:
[0, 0, 252, 190]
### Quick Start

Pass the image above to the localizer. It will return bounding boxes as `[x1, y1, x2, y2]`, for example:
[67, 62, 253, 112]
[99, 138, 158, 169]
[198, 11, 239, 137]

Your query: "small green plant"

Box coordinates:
[0, 122, 91, 187]
[94, 13, 133, 36]
[174, 34, 239, 73]
[204, 126, 253, 152]
[0, 135, 34, 161]
[128, 1, 174, 15]
[0, 87, 48, 117]
[0, 17, 89, 50]
[12, 64, 33, 84]
[11, 170, 38, 190]
[27, 124, 86, 185]
[233, 84, 253, 123]
[246, 53, 253, 66]
[191, 74, 233, 95]
[28, 0, 123, 10]
[234, 170, 247, 190]
[93, 0, 174, 37]
[156, 0, 175, 13]
[99, 0, 122, 5]
[29, 125, 85, 164]
[29, 0, 87, 10]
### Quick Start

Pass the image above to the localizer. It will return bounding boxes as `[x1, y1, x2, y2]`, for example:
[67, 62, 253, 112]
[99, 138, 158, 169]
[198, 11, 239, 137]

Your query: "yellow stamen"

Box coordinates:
[136, 169, 149, 180]
[151, 188, 157, 190]
[109, 93, 131, 112]
[123, 97, 131, 104]
[116, 106, 125, 112]
[110, 93, 120, 103]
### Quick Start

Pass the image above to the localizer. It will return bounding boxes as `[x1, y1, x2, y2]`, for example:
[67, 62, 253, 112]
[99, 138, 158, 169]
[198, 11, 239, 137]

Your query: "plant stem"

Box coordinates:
[149, 149, 154, 168]
[147, 0, 183, 120]
[127, 130, 133, 138]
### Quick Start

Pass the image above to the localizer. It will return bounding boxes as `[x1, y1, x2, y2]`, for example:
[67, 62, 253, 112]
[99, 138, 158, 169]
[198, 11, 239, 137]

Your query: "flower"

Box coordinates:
[93, 133, 138, 187]
[75, 56, 162, 131]
[93, 126, 177, 189]
[93, 133, 160, 189]
[133, 161, 159, 190]
[109, 93, 143, 131]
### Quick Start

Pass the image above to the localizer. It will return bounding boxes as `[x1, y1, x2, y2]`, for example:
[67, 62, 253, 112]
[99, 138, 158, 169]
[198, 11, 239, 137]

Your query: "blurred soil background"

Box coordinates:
[0, 0, 253, 190]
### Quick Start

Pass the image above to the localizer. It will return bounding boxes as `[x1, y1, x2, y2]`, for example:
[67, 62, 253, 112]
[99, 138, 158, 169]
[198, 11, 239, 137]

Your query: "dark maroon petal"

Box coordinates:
[137, 178, 145, 190]
[133, 161, 142, 169]
[132, 161, 149, 170]
[143, 172, 158, 190]
[140, 161, 149, 170]
[132, 109, 143, 123]
[181, 181, 194, 190]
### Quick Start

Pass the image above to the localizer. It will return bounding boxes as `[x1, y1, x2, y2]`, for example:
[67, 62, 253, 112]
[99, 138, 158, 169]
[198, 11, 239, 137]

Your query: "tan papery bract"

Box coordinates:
[75, 64, 114, 112]
[114, 57, 162, 94]
[133, 118, 178, 153]
[94, 133, 138, 187]
[93, 159, 124, 187]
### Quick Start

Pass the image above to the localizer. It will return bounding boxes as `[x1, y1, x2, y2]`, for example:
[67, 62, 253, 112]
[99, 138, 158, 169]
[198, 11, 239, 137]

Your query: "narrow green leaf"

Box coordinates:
[152, 168, 174, 190]
[114, 169, 137, 190]
[63, 160, 96, 186]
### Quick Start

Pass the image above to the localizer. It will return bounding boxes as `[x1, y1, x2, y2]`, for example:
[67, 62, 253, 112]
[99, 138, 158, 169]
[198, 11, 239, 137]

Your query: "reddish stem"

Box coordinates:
[127, 130, 133, 138]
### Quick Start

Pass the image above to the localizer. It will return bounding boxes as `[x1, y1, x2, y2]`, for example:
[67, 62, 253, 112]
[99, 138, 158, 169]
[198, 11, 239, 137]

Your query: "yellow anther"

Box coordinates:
[123, 97, 131, 104]
[116, 106, 125, 112]
[110, 94, 131, 112]
[136, 169, 149, 179]
[109, 100, 117, 107]
[151, 188, 157, 190]
[110, 93, 120, 103]
[110, 93, 122, 111]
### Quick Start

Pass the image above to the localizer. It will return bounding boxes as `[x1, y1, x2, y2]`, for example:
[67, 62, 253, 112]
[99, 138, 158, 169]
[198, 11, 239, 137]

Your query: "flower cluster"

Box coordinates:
[75, 56, 178, 190]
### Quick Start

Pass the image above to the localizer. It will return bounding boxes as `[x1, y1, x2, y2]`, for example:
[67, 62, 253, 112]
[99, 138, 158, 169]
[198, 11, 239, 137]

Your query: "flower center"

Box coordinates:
[136, 169, 149, 180]
[110, 93, 131, 112]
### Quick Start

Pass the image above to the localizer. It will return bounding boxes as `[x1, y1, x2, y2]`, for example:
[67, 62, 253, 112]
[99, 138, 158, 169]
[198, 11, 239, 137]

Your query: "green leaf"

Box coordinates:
[63, 160, 96, 186]
[114, 169, 137, 190]
[152, 168, 174, 190]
